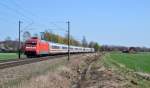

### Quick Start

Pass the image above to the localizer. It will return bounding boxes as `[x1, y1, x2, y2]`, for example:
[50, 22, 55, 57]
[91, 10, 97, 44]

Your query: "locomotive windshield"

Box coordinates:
[25, 42, 37, 45]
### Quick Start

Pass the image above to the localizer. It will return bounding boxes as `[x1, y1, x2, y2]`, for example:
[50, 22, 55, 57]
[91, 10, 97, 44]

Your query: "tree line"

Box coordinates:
[100, 45, 150, 52]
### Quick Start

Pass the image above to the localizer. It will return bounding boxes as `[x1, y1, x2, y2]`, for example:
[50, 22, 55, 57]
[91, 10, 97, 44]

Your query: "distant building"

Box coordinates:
[122, 49, 129, 53]
[0, 41, 19, 52]
[129, 47, 137, 53]
[122, 47, 137, 53]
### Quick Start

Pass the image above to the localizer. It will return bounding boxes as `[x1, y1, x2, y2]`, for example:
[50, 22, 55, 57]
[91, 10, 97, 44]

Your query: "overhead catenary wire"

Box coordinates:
[0, 1, 33, 23]
[21, 21, 34, 32]
[0, 6, 28, 23]
[0, 0, 65, 32]
[10, 0, 55, 31]
[6, 0, 38, 18]
[49, 22, 68, 32]
[0, 0, 33, 22]
[7, 0, 53, 30]
[0, 0, 50, 34]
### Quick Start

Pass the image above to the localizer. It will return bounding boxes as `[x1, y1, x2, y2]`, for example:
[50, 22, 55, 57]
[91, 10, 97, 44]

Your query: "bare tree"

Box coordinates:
[82, 36, 88, 47]
[4, 36, 13, 50]
[33, 33, 39, 38]
[23, 31, 31, 41]
[89, 41, 95, 48]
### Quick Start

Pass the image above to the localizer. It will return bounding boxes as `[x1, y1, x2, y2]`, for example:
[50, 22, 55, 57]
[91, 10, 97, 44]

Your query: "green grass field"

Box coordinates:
[107, 52, 150, 73]
[0, 53, 25, 60]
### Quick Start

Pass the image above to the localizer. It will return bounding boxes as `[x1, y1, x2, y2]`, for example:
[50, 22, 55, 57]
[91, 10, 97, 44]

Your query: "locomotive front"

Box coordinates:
[24, 37, 39, 57]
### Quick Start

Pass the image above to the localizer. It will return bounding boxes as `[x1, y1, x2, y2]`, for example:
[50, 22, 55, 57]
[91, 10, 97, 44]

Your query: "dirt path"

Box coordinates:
[76, 57, 127, 88]
[71, 53, 129, 88]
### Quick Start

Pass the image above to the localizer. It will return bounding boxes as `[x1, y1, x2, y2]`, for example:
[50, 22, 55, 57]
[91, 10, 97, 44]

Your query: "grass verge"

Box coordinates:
[101, 53, 150, 88]
[0, 53, 25, 60]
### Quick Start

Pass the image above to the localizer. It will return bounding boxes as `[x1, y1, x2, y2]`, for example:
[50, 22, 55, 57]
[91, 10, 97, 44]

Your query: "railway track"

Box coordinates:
[0, 54, 67, 69]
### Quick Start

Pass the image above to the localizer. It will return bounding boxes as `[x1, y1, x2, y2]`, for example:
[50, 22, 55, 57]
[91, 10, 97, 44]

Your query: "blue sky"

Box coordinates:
[0, 0, 150, 47]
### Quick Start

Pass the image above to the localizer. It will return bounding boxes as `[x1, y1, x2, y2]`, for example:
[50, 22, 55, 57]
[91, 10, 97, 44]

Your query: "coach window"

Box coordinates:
[62, 47, 67, 49]
[52, 45, 60, 49]
[70, 48, 73, 50]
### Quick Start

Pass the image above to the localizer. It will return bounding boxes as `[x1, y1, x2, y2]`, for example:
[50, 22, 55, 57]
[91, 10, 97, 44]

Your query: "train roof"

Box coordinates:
[49, 42, 92, 49]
